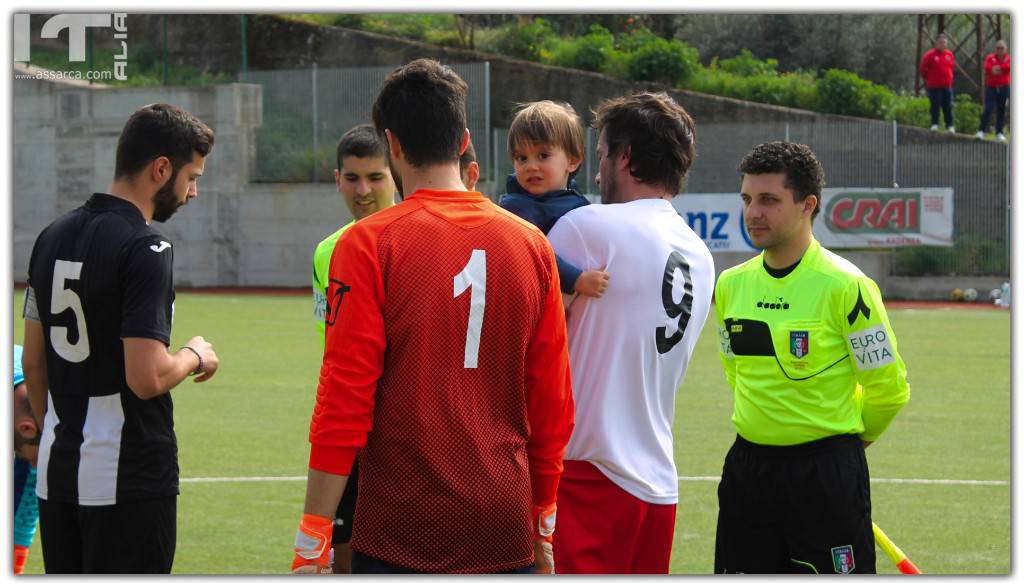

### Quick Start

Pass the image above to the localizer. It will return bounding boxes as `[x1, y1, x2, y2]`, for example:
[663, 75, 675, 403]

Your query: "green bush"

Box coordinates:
[424, 29, 466, 48]
[472, 27, 505, 54]
[891, 246, 951, 275]
[817, 69, 873, 117]
[329, 14, 366, 29]
[495, 18, 554, 61]
[952, 93, 982, 134]
[625, 35, 700, 86]
[360, 14, 454, 41]
[616, 27, 658, 54]
[892, 236, 1008, 276]
[885, 91, 932, 127]
[814, 69, 895, 119]
[691, 67, 818, 110]
[856, 83, 896, 119]
[777, 72, 820, 110]
[552, 24, 615, 72]
[718, 49, 778, 77]
[603, 46, 631, 79]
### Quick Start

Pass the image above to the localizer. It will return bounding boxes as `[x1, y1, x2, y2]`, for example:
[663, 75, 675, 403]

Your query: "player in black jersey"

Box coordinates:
[20, 103, 220, 573]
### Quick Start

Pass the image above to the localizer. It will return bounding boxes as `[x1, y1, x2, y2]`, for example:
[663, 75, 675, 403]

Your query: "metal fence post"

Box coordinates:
[892, 120, 898, 188]
[1007, 141, 1011, 272]
[239, 15, 248, 82]
[492, 128, 497, 192]
[312, 62, 319, 183]
[483, 61, 491, 181]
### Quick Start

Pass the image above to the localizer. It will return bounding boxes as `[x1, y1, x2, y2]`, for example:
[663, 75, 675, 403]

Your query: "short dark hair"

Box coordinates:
[336, 124, 387, 169]
[592, 92, 696, 194]
[459, 139, 477, 177]
[114, 103, 214, 179]
[738, 141, 825, 219]
[372, 59, 467, 168]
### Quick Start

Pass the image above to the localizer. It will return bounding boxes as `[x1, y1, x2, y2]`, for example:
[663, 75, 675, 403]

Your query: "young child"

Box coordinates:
[500, 101, 610, 297]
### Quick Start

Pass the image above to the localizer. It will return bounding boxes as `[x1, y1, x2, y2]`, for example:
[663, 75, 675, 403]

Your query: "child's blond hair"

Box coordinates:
[507, 101, 585, 163]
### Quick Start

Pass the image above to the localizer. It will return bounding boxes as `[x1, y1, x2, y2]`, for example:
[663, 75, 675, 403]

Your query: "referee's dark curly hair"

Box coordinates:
[738, 141, 825, 220]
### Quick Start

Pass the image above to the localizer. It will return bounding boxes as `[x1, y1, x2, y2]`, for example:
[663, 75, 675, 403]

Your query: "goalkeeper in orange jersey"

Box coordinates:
[292, 59, 574, 574]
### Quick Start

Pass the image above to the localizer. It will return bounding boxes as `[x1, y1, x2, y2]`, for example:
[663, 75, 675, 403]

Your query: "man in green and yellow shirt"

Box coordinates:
[313, 124, 399, 341]
[713, 141, 910, 575]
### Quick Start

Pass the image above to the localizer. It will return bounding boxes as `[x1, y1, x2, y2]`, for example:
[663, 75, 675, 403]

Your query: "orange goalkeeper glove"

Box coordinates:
[533, 503, 556, 543]
[532, 504, 556, 574]
[14, 545, 29, 575]
[292, 513, 334, 574]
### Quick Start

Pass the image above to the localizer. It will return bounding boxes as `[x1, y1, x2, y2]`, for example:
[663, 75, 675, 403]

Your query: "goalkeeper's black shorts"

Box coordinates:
[714, 433, 876, 574]
[333, 456, 359, 544]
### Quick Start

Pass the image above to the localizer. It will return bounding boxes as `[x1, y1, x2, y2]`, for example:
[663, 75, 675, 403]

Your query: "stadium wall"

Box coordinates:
[12, 74, 353, 287]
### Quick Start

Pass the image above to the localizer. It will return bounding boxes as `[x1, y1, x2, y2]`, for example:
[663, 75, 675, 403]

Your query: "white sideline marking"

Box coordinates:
[182, 476, 305, 483]
[179, 475, 1008, 487]
[677, 476, 1007, 487]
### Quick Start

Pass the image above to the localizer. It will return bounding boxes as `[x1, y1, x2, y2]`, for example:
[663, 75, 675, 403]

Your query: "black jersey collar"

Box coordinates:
[763, 257, 802, 279]
[85, 193, 146, 219]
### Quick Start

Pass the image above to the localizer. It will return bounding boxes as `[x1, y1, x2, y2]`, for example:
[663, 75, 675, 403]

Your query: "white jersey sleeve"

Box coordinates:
[548, 199, 715, 504]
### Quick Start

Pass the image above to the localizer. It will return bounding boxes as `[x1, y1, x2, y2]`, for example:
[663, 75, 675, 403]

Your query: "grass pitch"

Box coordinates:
[12, 290, 1010, 575]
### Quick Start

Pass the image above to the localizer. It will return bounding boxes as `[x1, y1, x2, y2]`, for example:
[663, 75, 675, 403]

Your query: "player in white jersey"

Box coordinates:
[547, 92, 714, 574]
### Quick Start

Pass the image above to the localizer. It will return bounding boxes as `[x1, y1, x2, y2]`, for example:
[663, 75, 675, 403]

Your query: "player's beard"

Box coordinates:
[386, 151, 405, 201]
[600, 175, 619, 205]
[152, 168, 183, 222]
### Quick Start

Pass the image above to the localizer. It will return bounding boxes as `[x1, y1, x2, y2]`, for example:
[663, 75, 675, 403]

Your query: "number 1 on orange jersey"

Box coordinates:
[453, 249, 487, 368]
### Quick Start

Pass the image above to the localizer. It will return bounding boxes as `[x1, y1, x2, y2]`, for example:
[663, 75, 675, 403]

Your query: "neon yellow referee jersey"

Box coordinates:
[312, 220, 354, 342]
[715, 238, 910, 446]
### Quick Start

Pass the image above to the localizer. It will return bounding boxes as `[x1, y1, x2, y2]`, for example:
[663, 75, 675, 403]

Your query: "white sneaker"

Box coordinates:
[930, 124, 939, 131]
[947, 126, 956, 133]
[997, 133, 1007, 141]
[975, 131, 985, 138]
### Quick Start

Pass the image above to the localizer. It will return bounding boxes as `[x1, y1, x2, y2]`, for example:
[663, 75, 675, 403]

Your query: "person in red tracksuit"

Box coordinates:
[919, 33, 956, 133]
[977, 40, 1011, 141]
[290, 58, 575, 575]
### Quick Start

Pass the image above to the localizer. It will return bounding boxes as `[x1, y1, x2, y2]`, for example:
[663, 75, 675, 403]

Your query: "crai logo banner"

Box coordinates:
[825, 191, 921, 234]
[819, 188, 954, 246]
[13, 13, 128, 81]
[671, 187, 953, 251]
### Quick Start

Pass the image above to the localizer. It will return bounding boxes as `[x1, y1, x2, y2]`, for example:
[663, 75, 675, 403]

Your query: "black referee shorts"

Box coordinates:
[332, 456, 359, 545]
[714, 434, 875, 574]
[38, 495, 176, 573]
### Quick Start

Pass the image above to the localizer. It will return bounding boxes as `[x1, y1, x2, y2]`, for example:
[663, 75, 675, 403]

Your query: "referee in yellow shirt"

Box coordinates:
[713, 142, 910, 574]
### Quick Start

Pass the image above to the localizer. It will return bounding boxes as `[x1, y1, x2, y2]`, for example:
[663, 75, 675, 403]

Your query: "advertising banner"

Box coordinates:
[671, 188, 954, 251]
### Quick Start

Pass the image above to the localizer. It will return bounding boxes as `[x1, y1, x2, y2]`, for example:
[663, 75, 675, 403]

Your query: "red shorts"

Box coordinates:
[552, 460, 677, 574]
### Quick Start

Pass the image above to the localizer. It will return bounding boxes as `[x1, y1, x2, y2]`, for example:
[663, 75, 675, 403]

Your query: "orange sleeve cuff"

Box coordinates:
[309, 444, 358, 475]
[531, 471, 560, 512]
